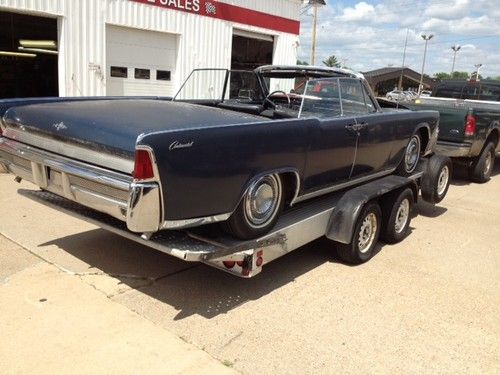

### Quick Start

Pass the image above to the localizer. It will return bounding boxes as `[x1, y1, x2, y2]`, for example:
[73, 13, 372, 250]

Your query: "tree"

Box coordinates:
[434, 72, 451, 80]
[296, 59, 309, 66]
[434, 71, 470, 80]
[322, 55, 341, 68]
[451, 71, 470, 79]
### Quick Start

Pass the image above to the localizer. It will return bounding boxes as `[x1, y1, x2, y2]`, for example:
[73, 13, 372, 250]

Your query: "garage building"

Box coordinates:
[0, 0, 302, 98]
[363, 67, 436, 96]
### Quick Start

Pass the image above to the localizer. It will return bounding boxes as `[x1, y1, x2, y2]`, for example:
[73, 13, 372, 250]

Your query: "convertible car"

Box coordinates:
[0, 65, 439, 239]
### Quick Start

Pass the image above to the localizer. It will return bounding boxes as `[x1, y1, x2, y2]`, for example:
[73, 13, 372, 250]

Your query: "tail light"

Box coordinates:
[464, 115, 476, 137]
[133, 149, 155, 180]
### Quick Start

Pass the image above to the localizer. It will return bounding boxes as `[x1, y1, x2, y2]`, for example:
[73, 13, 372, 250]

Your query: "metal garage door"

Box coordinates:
[106, 25, 177, 96]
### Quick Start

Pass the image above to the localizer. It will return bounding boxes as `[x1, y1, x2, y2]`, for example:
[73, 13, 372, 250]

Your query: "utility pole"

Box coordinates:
[474, 63, 483, 81]
[308, 0, 326, 65]
[398, 28, 409, 90]
[310, 6, 318, 65]
[451, 45, 461, 75]
[419, 33, 434, 95]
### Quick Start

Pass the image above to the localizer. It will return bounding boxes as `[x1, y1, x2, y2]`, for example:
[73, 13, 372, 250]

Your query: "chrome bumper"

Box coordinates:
[0, 137, 161, 233]
[436, 141, 472, 158]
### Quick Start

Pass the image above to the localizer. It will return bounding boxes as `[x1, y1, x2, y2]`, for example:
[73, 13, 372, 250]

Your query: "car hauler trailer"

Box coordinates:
[14, 155, 451, 278]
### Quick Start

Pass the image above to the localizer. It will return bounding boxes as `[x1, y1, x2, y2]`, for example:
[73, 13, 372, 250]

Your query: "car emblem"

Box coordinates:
[53, 122, 67, 131]
[169, 141, 194, 151]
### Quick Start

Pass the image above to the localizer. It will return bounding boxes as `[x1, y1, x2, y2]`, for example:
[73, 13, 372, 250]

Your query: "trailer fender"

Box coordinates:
[326, 175, 419, 244]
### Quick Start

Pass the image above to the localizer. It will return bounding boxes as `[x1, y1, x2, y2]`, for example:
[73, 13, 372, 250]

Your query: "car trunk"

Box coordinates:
[1, 99, 266, 173]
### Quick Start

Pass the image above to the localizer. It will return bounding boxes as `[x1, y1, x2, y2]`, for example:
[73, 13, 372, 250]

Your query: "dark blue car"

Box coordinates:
[0, 66, 439, 239]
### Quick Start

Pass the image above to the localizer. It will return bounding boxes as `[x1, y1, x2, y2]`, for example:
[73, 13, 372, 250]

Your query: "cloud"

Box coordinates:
[339, 2, 376, 21]
[298, 0, 500, 77]
[422, 16, 500, 36]
[424, 0, 470, 19]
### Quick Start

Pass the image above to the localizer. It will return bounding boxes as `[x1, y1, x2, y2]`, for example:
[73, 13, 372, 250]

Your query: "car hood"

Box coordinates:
[2, 99, 267, 161]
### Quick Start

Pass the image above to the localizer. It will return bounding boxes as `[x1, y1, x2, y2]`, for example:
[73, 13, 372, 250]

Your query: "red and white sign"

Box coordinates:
[130, 0, 300, 35]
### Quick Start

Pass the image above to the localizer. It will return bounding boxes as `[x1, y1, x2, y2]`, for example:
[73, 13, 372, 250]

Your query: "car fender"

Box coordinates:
[416, 122, 433, 154]
[326, 175, 419, 244]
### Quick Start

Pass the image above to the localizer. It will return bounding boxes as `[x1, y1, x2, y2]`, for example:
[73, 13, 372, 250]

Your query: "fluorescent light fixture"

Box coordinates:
[18, 46, 58, 55]
[0, 50, 36, 58]
[19, 39, 57, 49]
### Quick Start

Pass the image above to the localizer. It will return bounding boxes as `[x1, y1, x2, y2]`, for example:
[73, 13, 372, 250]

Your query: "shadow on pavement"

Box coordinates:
[39, 229, 351, 319]
[416, 200, 447, 218]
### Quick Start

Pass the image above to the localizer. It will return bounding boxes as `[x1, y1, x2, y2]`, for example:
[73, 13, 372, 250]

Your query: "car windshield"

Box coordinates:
[173, 69, 264, 102]
[298, 77, 375, 118]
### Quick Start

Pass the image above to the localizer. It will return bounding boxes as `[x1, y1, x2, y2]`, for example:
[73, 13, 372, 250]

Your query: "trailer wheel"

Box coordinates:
[336, 202, 382, 264]
[469, 142, 495, 183]
[421, 155, 452, 204]
[225, 174, 284, 240]
[381, 188, 414, 244]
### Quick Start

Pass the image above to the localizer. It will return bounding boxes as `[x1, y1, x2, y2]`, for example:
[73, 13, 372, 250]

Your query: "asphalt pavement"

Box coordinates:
[0, 163, 499, 374]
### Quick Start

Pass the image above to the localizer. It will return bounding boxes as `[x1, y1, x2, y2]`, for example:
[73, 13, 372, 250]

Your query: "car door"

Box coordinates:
[338, 78, 395, 178]
[300, 78, 358, 193]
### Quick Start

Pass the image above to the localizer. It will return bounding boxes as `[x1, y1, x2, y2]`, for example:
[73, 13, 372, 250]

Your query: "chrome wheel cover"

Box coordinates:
[358, 213, 378, 253]
[394, 199, 410, 234]
[244, 175, 282, 228]
[437, 166, 450, 196]
[404, 136, 421, 173]
[484, 152, 493, 176]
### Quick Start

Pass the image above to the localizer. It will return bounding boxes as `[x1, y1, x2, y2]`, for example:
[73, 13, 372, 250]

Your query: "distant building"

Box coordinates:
[363, 67, 436, 95]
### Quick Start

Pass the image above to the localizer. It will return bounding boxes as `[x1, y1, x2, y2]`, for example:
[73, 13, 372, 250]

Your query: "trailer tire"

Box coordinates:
[381, 188, 414, 244]
[224, 174, 284, 240]
[469, 142, 495, 183]
[421, 155, 452, 204]
[336, 202, 382, 265]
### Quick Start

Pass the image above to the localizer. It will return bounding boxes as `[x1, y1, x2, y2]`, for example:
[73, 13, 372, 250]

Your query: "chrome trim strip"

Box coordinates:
[70, 185, 127, 220]
[0, 138, 132, 190]
[293, 168, 396, 204]
[289, 171, 301, 206]
[161, 213, 232, 230]
[3, 127, 134, 173]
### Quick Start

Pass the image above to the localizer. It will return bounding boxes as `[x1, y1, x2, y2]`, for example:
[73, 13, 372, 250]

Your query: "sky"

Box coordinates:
[297, 0, 500, 78]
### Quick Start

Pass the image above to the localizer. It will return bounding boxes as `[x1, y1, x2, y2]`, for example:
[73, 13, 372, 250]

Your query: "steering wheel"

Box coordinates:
[264, 90, 291, 109]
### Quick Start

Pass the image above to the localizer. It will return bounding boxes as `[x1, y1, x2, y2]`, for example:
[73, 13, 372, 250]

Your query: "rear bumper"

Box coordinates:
[0, 137, 161, 233]
[436, 140, 472, 158]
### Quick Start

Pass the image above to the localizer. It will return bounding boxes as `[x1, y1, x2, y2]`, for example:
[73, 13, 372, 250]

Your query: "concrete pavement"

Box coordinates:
[0, 164, 499, 374]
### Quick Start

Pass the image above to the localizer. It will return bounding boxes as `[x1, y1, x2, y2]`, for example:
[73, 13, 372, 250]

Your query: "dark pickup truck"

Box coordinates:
[408, 80, 500, 182]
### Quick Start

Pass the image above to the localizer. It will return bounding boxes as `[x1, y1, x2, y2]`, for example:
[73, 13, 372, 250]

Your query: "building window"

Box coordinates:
[135, 68, 150, 80]
[157, 70, 171, 81]
[110, 66, 127, 78]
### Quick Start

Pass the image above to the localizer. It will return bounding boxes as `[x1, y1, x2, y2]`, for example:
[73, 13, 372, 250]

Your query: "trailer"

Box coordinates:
[16, 155, 452, 278]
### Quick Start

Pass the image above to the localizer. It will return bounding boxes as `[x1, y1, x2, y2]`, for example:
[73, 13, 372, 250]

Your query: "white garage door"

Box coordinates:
[106, 25, 177, 97]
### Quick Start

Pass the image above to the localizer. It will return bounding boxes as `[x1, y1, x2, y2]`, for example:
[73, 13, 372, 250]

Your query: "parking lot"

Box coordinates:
[0, 163, 499, 374]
